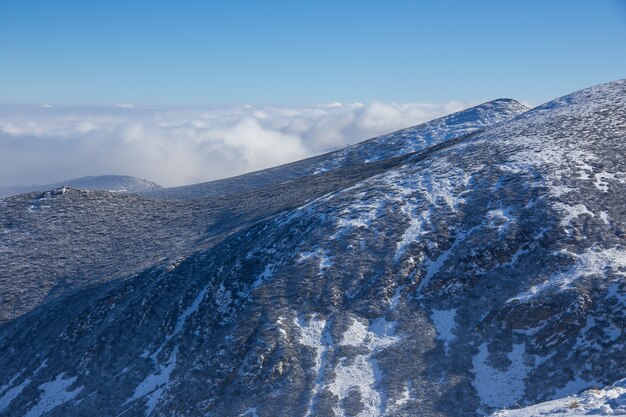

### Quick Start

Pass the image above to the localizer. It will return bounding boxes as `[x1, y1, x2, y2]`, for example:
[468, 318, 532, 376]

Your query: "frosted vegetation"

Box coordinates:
[0, 80, 624, 416]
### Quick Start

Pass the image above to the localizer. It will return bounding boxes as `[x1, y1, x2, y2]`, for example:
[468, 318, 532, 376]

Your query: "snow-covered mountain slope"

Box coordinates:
[0, 99, 525, 324]
[0, 80, 625, 417]
[145, 99, 528, 200]
[492, 379, 626, 416]
[0, 175, 161, 198]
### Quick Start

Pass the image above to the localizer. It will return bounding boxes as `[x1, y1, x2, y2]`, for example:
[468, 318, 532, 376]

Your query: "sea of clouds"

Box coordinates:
[0, 100, 470, 187]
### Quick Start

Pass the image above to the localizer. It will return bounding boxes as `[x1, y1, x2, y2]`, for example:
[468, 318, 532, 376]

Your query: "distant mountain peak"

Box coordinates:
[0, 175, 161, 198]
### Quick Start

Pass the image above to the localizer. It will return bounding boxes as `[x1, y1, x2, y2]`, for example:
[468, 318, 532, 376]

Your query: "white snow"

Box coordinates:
[416, 224, 480, 296]
[492, 378, 626, 416]
[389, 285, 405, 309]
[499, 143, 597, 199]
[24, 374, 83, 417]
[239, 407, 259, 417]
[554, 203, 595, 229]
[0, 375, 30, 412]
[127, 285, 209, 414]
[306, 97, 526, 178]
[294, 315, 332, 417]
[555, 376, 600, 398]
[293, 315, 399, 417]
[594, 171, 625, 192]
[340, 318, 368, 347]
[332, 160, 469, 265]
[173, 286, 208, 334]
[395, 380, 411, 407]
[599, 211, 611, 224]
[333, 197, 385, 235]
[329, 356, 383, 417]
[472, 343, 528, 410]
[128, 347, 178, 416]
[252, 264, 273, 289]
[512, 247, 626, 301]
[328, 317, 399, 417]
[368, 317, 398, 338]
[298, 249, 332, 275]
[431, 309, 457, 354]
[487, 207, 515, 235]
[394, 206, 429, 262]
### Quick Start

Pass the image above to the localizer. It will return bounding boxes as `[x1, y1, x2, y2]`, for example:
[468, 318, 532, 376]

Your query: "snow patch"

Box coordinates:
[340, 318, 368, 347]
[329, 357, 384, 417]
[487, 207, 515, 235]
[333, 198, 385, 235]
[126, 286, 208, 414]
[492, 378, 626, 416]
[128, 348, 178, 416]
[394, 206, 429, 262]
[512, 247, 626, 301]
[298, 249, 332, 275]
[395, 380, 411, 407]
[252, 264, 273, 289]
[472, 343, 528, 410]
[0, 375, 31, 412]
[174, 286, 208, 334]
[329, 317, 399, 416]
[594, 171, 625, 193]
[417, 224, 481, 296]
[555, 376, 599, 398]
[555, 203, 595, 228]
[294, 315, 333, 417]
[24, 374, 83, 417]
[431, 309, 457, 354]
[239, 407, 259, 417]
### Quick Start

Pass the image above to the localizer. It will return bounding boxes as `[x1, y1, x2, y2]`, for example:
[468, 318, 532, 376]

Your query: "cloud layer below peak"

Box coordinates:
[0, 101, 470, 187]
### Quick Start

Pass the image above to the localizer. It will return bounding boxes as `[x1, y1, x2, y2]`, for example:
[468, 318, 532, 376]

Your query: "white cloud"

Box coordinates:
[0, 101, 469, 187]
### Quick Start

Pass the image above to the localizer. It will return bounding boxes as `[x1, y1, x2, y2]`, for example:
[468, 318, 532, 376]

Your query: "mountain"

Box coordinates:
[0, 175, 161, 198]
[1, 80, 625, 417]
[144, 99, 527, 200]
[0, 100, 527, 325]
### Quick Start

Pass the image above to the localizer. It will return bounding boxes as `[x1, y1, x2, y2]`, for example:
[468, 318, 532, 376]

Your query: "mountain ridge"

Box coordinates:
[1, 80, 625, 416]
[144, 98, 528, 200]
[0, 98, 527, 324]
[0, 175, 161, 198]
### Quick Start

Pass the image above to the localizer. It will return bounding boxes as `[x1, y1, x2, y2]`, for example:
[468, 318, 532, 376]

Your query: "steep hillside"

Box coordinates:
[0, 100, 525, 324]
[1, 80, 625, 417]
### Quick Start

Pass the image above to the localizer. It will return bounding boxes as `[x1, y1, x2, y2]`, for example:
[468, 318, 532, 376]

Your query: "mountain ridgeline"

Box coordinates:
[0, 175, 162, 199]
[0, 80, 625, 417]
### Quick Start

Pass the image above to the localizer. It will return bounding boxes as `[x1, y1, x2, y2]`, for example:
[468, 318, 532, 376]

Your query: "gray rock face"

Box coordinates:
[0, 82, 625, 417]
[0, 175, 162, 198]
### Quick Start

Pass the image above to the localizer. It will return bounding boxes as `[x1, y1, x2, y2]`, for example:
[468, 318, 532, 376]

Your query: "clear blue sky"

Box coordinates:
[1, 0, 625, 106]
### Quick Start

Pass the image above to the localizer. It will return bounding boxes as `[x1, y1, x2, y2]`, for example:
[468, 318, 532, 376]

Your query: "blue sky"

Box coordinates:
[1, 0, 625, 106]
[1, 0, 626, 187]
